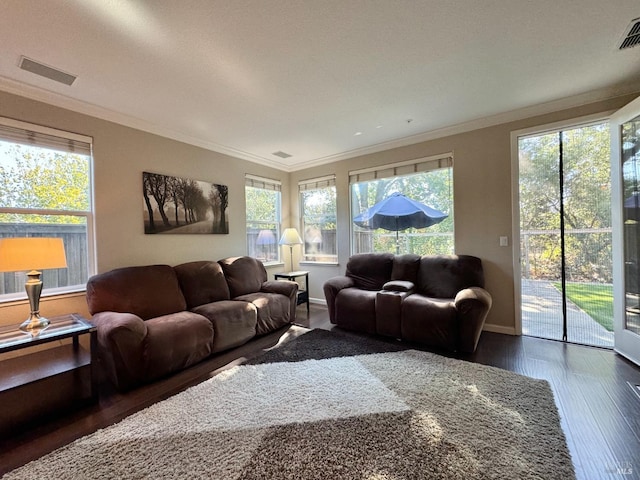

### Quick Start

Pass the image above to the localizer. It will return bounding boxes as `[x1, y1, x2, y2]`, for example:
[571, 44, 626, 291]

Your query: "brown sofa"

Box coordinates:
[86, 256, 297, 390]
[323, 253, 492, 353]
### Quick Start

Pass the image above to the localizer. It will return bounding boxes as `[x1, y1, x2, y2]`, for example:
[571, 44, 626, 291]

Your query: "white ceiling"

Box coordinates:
[1, 1, 640, 172]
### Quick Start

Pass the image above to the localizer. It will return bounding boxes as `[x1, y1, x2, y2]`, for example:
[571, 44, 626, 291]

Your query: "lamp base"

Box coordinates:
[20, 313, 50, 333]
[20, 270, 49, 335]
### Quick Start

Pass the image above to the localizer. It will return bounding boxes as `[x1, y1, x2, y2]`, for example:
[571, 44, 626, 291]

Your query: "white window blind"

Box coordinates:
[245, 173, 282, 191]
[298, 174, 336, 192]
[349, 153, 453, 184]
[0, 117, 91, 155]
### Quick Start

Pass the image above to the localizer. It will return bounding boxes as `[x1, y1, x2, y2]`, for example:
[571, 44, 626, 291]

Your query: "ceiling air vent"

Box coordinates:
[19, 56, 77, 86]
[619, 18, 640, 50]
[272, 151, 292, 159]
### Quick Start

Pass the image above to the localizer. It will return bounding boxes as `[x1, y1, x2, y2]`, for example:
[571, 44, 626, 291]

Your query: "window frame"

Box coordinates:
[348, 154, 454, 256]
[0, 116, 95, 302]
[299, 174, 337, 264]
[245, 174, 282, 265]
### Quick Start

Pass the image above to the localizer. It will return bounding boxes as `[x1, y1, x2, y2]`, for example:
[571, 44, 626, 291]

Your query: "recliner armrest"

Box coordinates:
[454, 287, 492, 309]
[454, 287, 493, 353]
[262, 279, 299, 321]
[382, 280, 415, 293]
[261, 279, 298, 298]
[91, 311, 148, 390]
[323, 276, 356, 323]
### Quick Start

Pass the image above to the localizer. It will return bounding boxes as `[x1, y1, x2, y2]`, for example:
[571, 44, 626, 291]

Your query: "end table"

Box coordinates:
[0, 313, 97, 434]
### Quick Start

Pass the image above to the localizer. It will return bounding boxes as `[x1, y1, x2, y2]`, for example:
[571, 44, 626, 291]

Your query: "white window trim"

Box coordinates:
[0, 116, 96, 301]
[245, 174, 282, 265]
[509, 111, 612, 335]
[299, 174, 337, 263]
[348, 154, 455, 256]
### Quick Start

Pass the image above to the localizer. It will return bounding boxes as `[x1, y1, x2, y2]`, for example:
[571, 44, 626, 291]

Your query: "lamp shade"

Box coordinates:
[0, 237, 67, 272]
[279, 228, 303, 246]
[256, 229, 276, 245]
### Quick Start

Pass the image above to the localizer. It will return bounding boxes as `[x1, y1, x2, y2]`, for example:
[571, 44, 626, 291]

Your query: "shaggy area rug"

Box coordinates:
[3, 329, 575, 479]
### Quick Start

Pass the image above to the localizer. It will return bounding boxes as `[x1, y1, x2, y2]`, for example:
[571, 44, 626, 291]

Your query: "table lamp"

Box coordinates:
[279, 228, 303, 272]
[0, 237, 68, 332]
[256, 229, 276, 260]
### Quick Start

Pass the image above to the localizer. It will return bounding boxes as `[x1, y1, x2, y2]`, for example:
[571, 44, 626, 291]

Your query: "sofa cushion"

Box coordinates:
[219, 256, 268, 298]
[391, 254, 421, 282]
[417, 255, 484, 298]
[86, 265, 186, 320]
[234, 292, 291, 335]
[174, 260, 231, 308]
[143, 311, 213, 380]
[401, 295, 457, 350]
[192, 300, 257, 353]
[345, 253, 394, 290]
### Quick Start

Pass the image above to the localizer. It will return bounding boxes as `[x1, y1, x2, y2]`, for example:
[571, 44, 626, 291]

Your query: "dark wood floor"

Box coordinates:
[2, 304, 640, 479]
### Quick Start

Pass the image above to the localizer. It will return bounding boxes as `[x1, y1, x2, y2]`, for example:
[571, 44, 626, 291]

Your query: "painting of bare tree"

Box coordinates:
[143, 172, 229, 234]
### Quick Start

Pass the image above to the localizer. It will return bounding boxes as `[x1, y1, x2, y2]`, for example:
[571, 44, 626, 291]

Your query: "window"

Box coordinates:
[0, 117, 94, 301]
[299, 175, 337, 263]
[350, 154, 454, 255]
[245, 174, 281, 263]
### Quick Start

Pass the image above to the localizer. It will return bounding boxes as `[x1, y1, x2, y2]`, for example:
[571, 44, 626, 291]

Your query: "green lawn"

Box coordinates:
[553, 282, 613, 331]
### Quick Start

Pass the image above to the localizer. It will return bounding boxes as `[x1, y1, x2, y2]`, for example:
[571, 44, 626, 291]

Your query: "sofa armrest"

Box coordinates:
[262, 280, 298, 320]
[454, 287, 493, 353]
[91, 311, 148, 390]
[262, 279, 298, 297]
[323, 276, 356, 324]
[376, 289, 412, 338]
[382, 280, 415, 293]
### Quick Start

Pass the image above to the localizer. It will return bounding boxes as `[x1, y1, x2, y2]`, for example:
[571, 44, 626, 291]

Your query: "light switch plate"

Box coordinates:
[499, 236, 509, 247]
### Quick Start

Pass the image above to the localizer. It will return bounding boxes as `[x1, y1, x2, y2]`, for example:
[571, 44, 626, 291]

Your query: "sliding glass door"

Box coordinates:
[611, 96, 640, 366]
[518, 122, 613, 347]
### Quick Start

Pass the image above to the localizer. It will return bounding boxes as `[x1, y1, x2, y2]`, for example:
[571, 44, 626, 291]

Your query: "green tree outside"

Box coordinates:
[0, 143, 90, 224]
[519, 123, 611, 283]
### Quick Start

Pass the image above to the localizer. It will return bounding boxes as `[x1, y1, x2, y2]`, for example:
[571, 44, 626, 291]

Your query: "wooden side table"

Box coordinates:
[275, 270, 310, 313]
[0, 313, 97, 434]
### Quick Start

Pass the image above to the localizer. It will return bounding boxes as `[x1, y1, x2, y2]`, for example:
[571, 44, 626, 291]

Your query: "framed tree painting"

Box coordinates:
[143, 171, 229, 234]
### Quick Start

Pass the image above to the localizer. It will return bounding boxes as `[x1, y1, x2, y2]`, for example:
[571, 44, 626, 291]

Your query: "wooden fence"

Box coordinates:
[0, 224, 88, 295]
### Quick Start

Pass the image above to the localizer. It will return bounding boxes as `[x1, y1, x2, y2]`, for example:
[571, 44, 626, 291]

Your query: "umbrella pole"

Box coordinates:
[395, 217, 399, 254]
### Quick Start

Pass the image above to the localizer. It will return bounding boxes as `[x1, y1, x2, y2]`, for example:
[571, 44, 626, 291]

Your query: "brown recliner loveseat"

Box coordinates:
[86, 256, 297, 390]
[323, 253, 492, 353]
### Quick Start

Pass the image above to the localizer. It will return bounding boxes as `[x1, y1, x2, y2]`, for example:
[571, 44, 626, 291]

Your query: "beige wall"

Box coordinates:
[1, 89, 637, 332]
[291, 93, 639, 333]
[0, 90, 290, 326]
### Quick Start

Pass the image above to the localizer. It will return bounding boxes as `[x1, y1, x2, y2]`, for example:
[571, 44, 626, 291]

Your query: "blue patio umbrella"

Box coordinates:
[353, 192, 448, 253]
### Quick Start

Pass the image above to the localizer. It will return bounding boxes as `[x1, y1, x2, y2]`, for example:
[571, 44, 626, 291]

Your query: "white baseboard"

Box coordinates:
[308, 301, 518, 336]
[483, 323, 517, 335]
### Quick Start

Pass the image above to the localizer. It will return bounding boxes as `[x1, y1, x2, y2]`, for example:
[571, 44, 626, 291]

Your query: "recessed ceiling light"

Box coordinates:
[354, 132, 363, 136]
[376, 125, 383, 129]
[272, 151, 292, 158]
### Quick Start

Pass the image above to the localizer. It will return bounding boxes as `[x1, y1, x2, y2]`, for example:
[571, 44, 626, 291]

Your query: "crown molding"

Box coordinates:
[290, 82, 640, 171]
[0, 75, 290, 171]
[2, 75, 639, 174]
